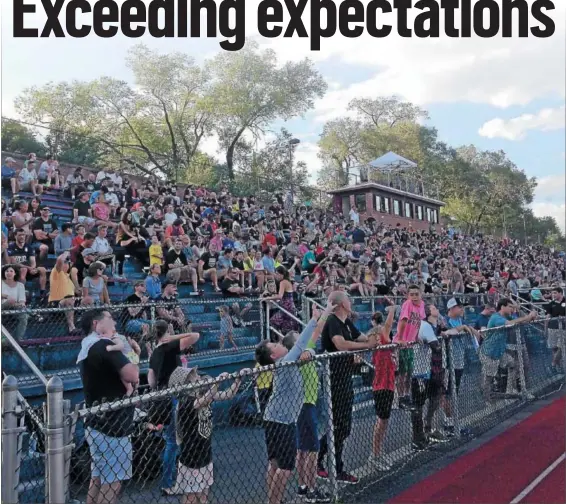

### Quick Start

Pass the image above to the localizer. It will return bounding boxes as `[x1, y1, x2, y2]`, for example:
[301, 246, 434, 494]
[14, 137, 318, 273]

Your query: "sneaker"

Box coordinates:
[306, 488, 331, 503]
[337, 472, 359, 485]
[398, 396, 416, 411]
[316, 468, 328, 480]
[369, 455, 392, 471]
[297, 485, 308, 497]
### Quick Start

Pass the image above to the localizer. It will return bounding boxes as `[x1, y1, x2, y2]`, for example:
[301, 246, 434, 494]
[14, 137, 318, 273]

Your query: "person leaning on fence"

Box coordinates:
[394, 285, 426, 411]
[317, 290, 379, 485]
[147, 320, 201, 496]
[167, 366, 244, 504]
[483, 299, 538, 401]
[281, 330, 331, 503]
[77, 309, 139, 504]
[544, 287, 566, 373]
[369, 305, 397, 471]
[256, 302, 335, 504]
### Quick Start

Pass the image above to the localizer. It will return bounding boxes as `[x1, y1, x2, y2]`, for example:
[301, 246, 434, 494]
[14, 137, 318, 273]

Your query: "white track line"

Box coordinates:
[509, 452, 565, 504]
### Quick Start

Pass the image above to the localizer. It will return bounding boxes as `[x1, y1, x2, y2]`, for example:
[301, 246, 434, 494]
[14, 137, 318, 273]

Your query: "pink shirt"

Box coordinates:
[394, 300, 425, 343]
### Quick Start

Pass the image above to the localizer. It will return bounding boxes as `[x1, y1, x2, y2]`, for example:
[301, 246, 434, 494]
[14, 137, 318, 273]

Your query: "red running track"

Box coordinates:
[389, 396, 566, 504]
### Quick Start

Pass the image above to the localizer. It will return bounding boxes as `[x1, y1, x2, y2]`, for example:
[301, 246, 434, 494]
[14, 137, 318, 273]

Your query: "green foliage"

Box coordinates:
[1, 118, 46, 156]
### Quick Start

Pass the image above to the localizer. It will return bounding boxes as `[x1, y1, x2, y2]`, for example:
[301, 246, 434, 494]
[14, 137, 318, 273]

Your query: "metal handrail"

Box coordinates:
[266, 300, 306, 327]
[1, 325, 49, 387]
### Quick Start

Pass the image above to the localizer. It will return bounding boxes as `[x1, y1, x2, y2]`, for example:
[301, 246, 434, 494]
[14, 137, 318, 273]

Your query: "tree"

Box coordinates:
[1, 118, 46, 155]
[208, 41, 327, 179]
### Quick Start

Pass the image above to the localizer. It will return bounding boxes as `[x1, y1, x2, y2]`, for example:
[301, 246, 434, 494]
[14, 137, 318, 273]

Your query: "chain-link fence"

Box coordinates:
[3, 316, 565, 504]
[2, 296, 264, 387]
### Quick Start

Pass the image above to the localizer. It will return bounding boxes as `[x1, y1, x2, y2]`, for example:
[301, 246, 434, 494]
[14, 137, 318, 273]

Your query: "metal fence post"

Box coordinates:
[514, 326, 530, 400]
[2, 376, 22, 504]
[46, 376, 65, 504]
[321, 359, 338, 501]
[265, 302, 271, 342]
[447, 338, 461, 438]
[259, 299, 265, 341]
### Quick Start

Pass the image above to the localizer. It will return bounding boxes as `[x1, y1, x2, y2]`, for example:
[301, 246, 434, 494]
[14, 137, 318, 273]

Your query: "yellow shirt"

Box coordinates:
[149, 244, 163, 266]
[255, 363, 273, 389]
[48, 268, 75, 303]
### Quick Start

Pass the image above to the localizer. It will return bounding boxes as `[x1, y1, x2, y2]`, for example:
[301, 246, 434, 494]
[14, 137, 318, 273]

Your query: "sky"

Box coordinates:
[1, 0, 565, 231]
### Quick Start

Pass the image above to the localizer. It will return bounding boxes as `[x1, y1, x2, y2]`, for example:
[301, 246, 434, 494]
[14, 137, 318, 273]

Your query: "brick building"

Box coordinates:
[328, 152, 445, 232]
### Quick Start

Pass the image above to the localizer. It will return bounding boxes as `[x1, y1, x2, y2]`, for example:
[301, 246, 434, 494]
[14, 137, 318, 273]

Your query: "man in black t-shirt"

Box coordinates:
[78, 310, 139, 504]
[544, 287, 566, 370]
[317, 291, 378, 485]
[8, 229, 47, 292]
[220, 268, 245, 297]
[32, 206, 59, 261]
[147, 320, 200, 493]
[165, 238, 199, 294]
[73, 191, 96, 229]
[198, 243, 220, 291]
[122, 281, 151, 335]
[157, 281, 188, 332]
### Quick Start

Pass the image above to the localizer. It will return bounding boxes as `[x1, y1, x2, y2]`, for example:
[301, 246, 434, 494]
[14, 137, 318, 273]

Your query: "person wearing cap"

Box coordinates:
[2, 156, 20, 195]
[73, 191, 96, 230]
[146, 319, 200, 495]
[71, 246, 98, 289]
[166, 366, 243, 502]
[157, 281, 189, 332]
[31, 206, 59, 262]
[482, 299, 537, 399]
[122, 281, 152, 336]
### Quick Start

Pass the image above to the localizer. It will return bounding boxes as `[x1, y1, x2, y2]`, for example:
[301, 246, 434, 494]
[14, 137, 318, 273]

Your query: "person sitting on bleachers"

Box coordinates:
[2, 157, 19, 195]
[1, 265, 28, 340]
[32, 205, 58, 263]
[198, 242, 221, 292]
[123, 280, 152, 337]
[165, 237, 199, 294]
[82, 262, 110, 306]
[64, 167, 85, 200]
[145, 263, 163, 300]
[54, 223, 74, 256]
[7, 228, 48, 295]
[37, 156, 60, 189]
[157, 280, 189, 332]
[117, 218, 149, 267]
[72, 191, 96, 230]
[91, 191, 118, 229]
[18, 159, 43, 196]
[71, 246, 99, 292]
[11, 200, 34, 242]
[91, 226, 117, 276]
[48, 251, 78, 334]
[29, 196, 41, 218]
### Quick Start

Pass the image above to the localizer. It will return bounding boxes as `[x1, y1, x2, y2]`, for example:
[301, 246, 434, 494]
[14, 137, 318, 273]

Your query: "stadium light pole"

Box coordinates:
[288, 138, 301, 203]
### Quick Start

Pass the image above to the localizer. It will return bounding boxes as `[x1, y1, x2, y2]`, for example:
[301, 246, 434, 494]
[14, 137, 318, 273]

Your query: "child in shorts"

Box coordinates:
[217, 305, 237, 350]
[106, 333, 141, 394]
[369, 305, 397, 471]
[168, 366, 243, 504]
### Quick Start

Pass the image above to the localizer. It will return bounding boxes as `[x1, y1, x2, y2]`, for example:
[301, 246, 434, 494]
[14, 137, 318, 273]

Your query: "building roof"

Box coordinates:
[327, 181, 445, 206]
[368, 151, 418, 171]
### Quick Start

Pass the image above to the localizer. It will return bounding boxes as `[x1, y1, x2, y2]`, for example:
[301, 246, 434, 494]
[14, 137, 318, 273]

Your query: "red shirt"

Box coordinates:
[263, 233, 277, 247]
[372, 348, 396, 391]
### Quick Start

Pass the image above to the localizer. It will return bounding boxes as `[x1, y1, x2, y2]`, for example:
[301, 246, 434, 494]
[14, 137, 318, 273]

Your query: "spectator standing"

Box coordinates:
[78, 309, 139, 504]
[544, 288, 566, 372]
[1, 266, 28, 340]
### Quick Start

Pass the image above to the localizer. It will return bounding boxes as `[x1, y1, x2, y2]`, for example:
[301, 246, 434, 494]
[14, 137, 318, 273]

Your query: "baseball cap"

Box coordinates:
[447, 298, 462, 310]
[82, 248, 97, 257]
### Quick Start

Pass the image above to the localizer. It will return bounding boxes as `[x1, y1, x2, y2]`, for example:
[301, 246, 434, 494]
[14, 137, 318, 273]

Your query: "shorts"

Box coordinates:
[172, 462, 213, 494]
[479, 352, 499, 378]
[445, 368, 464, 396]
[126, 319, 152, 334]
[265, 421, 296, 471]
[548, 329, 563, 350]
[296, 404, 319, 452]
[77, 216, 96, 226]
[398, 348, 414, 376]
[373, 390, 394, 420]
[85, 428, 132, 485]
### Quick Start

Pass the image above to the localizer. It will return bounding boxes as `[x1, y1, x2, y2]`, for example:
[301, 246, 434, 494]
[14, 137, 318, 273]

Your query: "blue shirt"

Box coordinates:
[264, 320, 316, 425]
[145, 275, 162, 300]
[262, 256, 275, 273]
[482, 313, 510, 359]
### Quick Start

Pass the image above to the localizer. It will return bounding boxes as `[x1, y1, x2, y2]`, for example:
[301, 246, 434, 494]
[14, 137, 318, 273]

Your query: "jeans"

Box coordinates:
[161, 399, 178, 489]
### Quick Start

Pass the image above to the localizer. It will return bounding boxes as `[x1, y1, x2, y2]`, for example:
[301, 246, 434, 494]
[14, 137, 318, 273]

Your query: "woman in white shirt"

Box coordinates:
[1, 266, 28, 340]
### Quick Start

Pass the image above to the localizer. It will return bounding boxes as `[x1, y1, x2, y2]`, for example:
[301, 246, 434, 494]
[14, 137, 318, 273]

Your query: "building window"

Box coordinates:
[432, 209, 438, 223]
[426, 208, 432, 222]
[393, 199, 401, 216]
[355, 194, 366, 212]
[416, 205, 423, 220]
[405, 202, 413, 219]
[375, 195, 390, 213]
